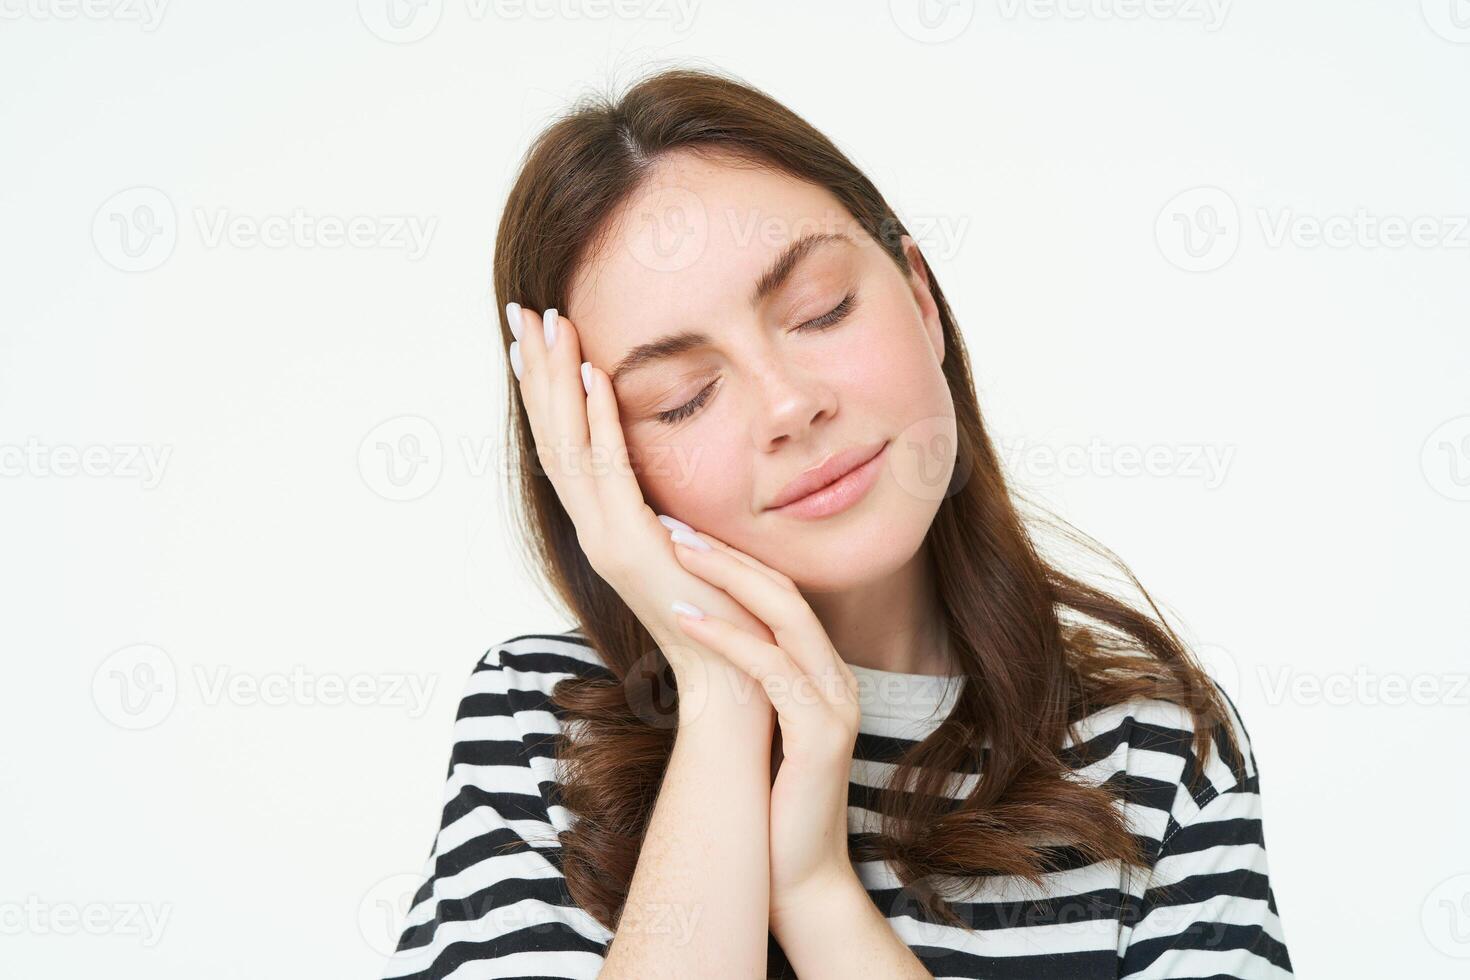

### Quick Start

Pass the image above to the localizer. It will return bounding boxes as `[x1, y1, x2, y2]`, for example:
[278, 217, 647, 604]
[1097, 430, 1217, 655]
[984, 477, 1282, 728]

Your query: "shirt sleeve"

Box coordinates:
[382, 642, 613, 980]
[1117, 699, 1293, 979]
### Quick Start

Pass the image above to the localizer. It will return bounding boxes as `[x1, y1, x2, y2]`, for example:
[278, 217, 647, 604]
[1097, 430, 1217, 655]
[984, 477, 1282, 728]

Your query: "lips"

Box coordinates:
[765, 440, 888, 511]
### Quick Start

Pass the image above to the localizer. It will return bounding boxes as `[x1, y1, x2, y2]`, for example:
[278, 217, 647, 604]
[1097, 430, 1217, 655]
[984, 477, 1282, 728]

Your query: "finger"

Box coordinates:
[541, 309, 591, 449]
[506, 301, 546, 412]
[518, 305, 590, 447]
[658, 521, 791, 588]
[671, 609, 809, 710]
[506, 301, 594, 526]
[671, 534, 839, 683]
[580, 359, 647, 519]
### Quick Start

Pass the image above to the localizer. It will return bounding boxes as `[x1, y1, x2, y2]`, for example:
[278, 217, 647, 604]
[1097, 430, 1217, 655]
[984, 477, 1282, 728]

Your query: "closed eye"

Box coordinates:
[794, 289, 857, 333]
[653, 290, 859, 426]
[655, 377, 719, 426]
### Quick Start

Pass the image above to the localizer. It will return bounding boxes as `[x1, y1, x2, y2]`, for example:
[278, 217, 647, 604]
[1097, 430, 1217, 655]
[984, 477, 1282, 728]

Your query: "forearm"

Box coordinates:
[771, 873, 931, 979]
[600, 668, 774, 979]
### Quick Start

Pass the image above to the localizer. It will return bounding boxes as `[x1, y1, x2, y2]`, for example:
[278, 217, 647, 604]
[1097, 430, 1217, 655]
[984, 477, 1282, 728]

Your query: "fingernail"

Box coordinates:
[670, 527, 711, 552]
[657, 514, 694, 534]
[580, 361, 592, 394]
[671, 600, 705, 619]
[544, 308, 558, 348]
[509, 341, 523, 380]
[505, 301, 522, 340]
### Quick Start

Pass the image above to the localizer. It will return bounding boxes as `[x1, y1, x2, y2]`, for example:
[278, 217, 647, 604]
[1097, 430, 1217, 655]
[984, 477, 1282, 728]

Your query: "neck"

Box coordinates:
[802, 542, 953, 676]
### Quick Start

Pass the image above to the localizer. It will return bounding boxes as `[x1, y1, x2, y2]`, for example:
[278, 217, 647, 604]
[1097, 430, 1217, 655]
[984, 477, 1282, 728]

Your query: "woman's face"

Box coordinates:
[566, 150, 957, 592]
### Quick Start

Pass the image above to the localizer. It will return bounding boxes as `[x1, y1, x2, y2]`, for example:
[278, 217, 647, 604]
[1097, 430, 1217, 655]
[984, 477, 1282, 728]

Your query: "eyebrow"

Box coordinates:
[608, 231, 854, 386]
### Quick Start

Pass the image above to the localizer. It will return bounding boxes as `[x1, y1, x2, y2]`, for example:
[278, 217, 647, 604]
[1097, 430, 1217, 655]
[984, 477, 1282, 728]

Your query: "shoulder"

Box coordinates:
[476, 628, 613, 681]
[1063, 675, 1265, 862]
[386, 633, 620, 971]
[455, 631, 617, 740]
[454, 628, 613, 730]
[443, 630, 613, 822]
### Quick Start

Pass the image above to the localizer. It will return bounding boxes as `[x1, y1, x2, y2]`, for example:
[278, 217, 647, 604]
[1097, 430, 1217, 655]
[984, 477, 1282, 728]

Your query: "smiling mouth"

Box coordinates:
[764, 439, 889, 513]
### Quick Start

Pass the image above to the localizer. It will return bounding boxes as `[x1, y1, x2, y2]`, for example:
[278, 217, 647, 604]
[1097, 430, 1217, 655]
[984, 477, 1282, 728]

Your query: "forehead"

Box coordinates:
[567, 151, 864, 364]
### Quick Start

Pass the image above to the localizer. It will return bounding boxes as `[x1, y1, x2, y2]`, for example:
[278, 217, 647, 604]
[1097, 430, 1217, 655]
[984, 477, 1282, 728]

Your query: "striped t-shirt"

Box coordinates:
[383, 630, 1293, 979]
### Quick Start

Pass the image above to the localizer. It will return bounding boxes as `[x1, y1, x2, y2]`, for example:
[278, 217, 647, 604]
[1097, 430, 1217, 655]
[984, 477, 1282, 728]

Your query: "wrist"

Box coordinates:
[674, 661, 770, 725]
[770, 866, 868, 940]
[674, 670, 773, 735]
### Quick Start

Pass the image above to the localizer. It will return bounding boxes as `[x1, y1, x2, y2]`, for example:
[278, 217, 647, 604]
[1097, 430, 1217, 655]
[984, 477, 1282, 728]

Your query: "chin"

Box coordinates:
[771, 503, 932, 594]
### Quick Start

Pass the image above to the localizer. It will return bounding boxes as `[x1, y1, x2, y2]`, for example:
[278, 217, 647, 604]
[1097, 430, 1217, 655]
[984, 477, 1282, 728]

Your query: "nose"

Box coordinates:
[745, 356, 838, 451]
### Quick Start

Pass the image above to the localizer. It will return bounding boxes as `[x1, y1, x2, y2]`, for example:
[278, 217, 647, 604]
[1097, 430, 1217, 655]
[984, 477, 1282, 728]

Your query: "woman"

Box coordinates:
[382, 65, 1293, 979]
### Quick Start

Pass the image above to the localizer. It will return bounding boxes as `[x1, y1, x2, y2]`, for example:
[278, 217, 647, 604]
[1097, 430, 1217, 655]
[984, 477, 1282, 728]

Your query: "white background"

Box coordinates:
[3, 1, 1467, 976]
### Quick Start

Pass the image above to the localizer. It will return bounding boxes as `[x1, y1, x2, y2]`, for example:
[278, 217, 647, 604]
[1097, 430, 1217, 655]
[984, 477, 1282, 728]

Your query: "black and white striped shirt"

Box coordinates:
[383, 631, 1292, 979]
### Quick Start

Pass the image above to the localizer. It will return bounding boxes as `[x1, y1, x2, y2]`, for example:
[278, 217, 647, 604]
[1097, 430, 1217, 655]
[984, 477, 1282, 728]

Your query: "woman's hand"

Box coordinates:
[504, 300, 776, 714]
[663, 524, 864, 916]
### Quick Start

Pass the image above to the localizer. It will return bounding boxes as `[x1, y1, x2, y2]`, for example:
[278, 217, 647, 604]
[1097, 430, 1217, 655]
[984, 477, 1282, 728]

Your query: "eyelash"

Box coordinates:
[653, 290, 859, 426]
[795, 289, 857, 333]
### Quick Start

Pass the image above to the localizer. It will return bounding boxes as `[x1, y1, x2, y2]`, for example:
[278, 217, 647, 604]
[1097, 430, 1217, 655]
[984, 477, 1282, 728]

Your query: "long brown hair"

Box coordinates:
[490, 63, 1241, 937]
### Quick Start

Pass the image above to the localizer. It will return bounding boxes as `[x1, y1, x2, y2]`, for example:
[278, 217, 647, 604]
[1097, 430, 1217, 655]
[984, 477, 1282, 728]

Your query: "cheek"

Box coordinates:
[840, 306, 956, 515]
[839, 306, 946, 415]
[630, 428, 753, 532]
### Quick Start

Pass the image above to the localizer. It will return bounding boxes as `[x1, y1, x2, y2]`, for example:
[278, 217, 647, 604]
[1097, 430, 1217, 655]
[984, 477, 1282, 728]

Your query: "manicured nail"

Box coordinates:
[509, 341, 523, 380]
[543, 308, 558, 348]
[505, 301, 522, 340]
[580, 361, 592, 394]
[671, 600, 705, 619]
[657, 514, 694, 534]
[670, 527, 711, 552]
